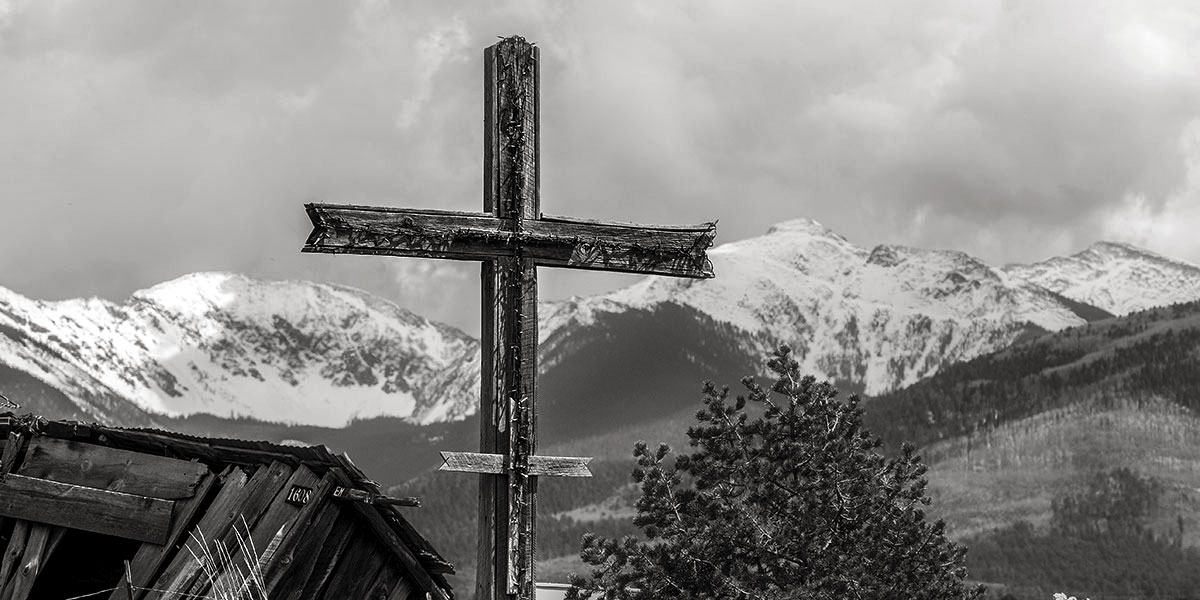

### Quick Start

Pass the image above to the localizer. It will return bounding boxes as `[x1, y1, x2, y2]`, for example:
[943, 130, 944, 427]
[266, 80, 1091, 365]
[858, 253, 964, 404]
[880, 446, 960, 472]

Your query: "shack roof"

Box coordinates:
[0, 412, 455, 599]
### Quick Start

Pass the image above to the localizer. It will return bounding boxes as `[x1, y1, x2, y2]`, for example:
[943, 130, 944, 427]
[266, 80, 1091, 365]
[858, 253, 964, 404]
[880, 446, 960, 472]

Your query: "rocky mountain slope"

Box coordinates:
[0, 273, 479, 426]
[542, 219, 1102, 397]
[3, 219, 1198, 429]
[1003, 241, 1200, 316]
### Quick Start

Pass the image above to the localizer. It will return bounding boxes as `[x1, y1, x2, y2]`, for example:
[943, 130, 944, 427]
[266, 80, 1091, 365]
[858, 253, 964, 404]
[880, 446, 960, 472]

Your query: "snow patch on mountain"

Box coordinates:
[1003, 242, 1200, 316]
[0, 273, 479, 426]
[5, 219, 1200, 427]
[542, 219, 1091, 395]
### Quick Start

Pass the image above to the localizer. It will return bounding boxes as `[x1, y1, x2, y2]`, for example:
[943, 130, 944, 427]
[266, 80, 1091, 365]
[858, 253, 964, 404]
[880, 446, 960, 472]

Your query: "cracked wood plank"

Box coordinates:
[0, 475, 172, 544]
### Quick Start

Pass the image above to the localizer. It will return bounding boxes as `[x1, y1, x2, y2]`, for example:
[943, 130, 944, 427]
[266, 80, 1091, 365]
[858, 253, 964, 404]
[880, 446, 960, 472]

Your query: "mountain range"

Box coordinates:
[6, 218, 1200, 596]
[400, 285, 1200, 595]
[2, 219, 1198, 432]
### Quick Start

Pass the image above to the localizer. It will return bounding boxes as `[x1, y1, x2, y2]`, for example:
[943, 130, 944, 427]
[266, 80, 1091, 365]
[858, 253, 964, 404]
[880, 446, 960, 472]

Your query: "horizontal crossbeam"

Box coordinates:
[303, 203, 716, 278]
[438, 452, 592, 478]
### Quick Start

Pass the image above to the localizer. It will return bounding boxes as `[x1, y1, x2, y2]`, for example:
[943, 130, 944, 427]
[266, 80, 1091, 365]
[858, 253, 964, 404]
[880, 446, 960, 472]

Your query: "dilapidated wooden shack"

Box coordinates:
[0, 413, 454, 600]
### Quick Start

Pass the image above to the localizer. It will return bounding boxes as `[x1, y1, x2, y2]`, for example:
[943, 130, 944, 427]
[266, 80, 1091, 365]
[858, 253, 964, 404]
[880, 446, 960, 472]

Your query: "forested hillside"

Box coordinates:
[863, 300, 1200, 451]
[867, 301, 1200, 599]
[398, 300, 1200, 593]
[966, 468, 1200, 599]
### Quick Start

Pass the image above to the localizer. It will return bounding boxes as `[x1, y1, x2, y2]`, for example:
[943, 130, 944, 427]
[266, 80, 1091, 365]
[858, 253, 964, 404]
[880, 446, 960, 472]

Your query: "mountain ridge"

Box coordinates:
[1003, 240, 1200, 316]
[0, 272, 480, 426]
[1, 220, 1197, 429]
[545, 220, 1104, 396]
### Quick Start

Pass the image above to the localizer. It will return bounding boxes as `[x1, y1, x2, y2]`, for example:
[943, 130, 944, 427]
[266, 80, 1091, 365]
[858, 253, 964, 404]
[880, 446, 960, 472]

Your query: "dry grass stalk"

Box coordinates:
[185, 516, 267, 600]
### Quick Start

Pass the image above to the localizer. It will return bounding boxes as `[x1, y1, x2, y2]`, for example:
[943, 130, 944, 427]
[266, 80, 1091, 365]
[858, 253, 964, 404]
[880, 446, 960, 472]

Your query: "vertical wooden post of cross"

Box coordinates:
[301, 35, 717, 600]
[478, 38, 539, 600]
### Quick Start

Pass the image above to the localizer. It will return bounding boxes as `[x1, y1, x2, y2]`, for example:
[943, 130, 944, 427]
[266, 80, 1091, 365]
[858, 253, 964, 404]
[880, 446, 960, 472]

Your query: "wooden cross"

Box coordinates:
[302, 36, 716, 600]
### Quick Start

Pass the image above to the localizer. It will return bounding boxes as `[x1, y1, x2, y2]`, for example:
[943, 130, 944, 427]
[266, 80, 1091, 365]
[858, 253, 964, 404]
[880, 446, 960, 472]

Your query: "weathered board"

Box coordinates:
[6, 523, 67, 600]
[1, 432, 23, 480]
[0, 521, 28, 592]
[304, 204, 716, 278]
[317, 532, 386, 600]
[365, 563, 402, 600]
[0, 474, 172, 544]
[439, 452, 592, 477]
[289, 513, 356, 600]
[139, 462, 293, 599]
[191, 464, 322, 599]
[175, 461, 293, 599]
[479, 37, 542, 600]
[19, 438, 209, 499]
[329, 469, 450, 600]
[260, 472, 339, 596]
[270, 504, 344, 600]
[385, 576, 416, 600]
[106, 470, 220, 600]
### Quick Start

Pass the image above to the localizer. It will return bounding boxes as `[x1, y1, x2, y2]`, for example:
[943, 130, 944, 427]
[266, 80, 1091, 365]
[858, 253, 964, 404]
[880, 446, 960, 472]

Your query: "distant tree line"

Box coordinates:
[968, 468, 1200, 600]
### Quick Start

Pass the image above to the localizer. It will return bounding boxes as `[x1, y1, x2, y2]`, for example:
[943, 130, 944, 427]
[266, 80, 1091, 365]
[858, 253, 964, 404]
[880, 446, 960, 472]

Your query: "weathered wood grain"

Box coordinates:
[19, 438, 209, 499]
[1, 433, 23, 480]
[142, 462, 291, 599]
[384, 575, 416, 600]
[98, 428, 307, 468]
[193, 464, 320, 599]
[0, 521, 27, 592]
[439, 451, 592, 477]
[364, 563, 400, 600]
[175, 461, 293, 599]
[259, 471, 337, 595]
[270, 501, 343, 600]
[0, 474, 171, 543]
[499, 35, 542, 599]
[525, 218, 715, 277]
[302, 203, 716, 278]
[4, 522, 48, 600]
[477, 41, 505, 599]
[5, 524, 66, 600]
[527, 455, 593, 477]
[0, 432, 26, 544]
[139, 467, 251, 600]
[441, 450, 504, 474]
[106, 470, 219, 600]
[329, 469, 450, 600]
[317, 533, 386, 600]
[479, 36, 542, 600]
[291, 513, 355, 600]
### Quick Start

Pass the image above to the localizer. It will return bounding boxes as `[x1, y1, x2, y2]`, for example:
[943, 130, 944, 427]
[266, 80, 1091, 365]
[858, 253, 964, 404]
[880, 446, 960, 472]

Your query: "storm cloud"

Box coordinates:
[2, 0, 1198, 333]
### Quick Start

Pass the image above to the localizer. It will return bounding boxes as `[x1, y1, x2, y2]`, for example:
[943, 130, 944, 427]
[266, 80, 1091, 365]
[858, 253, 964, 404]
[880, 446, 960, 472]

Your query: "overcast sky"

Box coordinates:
[3, 0, 1199, 335]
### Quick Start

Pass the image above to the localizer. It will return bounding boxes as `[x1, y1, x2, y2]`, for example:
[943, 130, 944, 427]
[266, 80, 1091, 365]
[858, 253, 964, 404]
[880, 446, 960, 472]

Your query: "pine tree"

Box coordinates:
[567, 346, 984, 600]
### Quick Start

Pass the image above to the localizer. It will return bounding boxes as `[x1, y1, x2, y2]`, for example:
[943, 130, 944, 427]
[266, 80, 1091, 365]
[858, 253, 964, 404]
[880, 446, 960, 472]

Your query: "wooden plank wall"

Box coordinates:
[0, 434, 430, 600]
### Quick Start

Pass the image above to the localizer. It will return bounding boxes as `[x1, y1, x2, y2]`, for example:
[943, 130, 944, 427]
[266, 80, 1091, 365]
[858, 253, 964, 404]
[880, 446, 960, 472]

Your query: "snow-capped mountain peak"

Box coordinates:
[0, 273, 479, 426]
[765, 217, 848, 240]
[5, 220, 1200, 429]
[549, 222, 1096, 395]
[1003, 241, 1200, 316]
